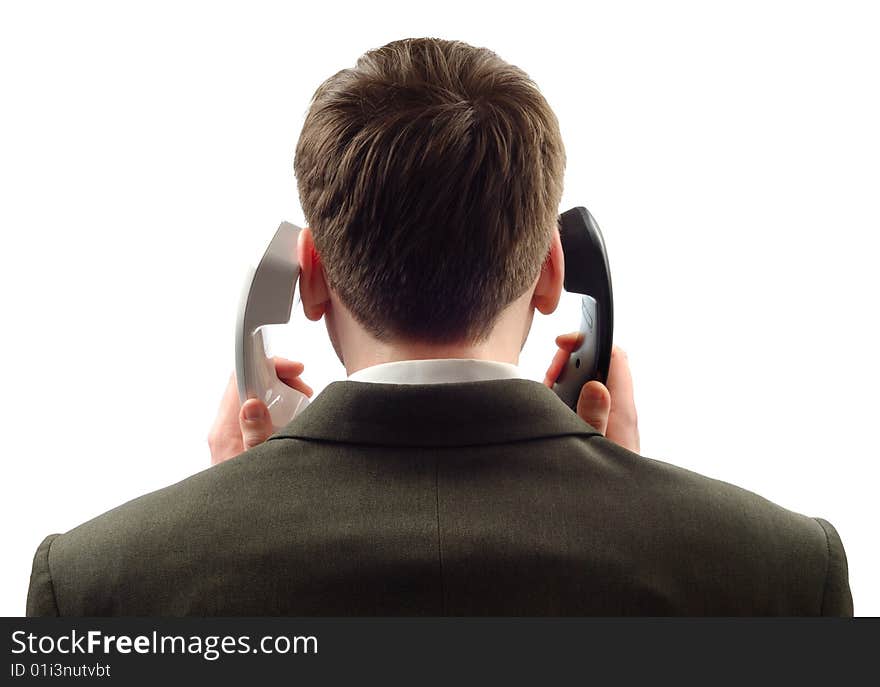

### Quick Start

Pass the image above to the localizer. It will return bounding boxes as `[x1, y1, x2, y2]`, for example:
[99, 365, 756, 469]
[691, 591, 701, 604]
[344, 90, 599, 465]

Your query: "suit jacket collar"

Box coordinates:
[268, 378, 600, 447]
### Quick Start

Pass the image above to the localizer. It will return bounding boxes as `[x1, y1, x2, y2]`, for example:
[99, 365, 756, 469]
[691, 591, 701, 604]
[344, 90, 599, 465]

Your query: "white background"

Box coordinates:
[1, 0, 877, 616]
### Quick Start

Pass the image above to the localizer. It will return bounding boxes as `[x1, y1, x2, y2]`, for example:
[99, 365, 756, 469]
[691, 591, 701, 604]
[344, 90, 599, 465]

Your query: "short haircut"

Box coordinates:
[294, 37, 565, 343]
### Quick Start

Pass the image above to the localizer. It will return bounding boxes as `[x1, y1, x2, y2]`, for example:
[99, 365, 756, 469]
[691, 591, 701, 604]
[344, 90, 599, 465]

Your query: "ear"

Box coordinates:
[532, 227, 565, 315]
[297, 227, 331, 321]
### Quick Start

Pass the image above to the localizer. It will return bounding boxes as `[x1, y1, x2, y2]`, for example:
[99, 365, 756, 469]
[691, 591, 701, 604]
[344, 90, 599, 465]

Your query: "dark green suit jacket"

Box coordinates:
[27, 379, 853, 615]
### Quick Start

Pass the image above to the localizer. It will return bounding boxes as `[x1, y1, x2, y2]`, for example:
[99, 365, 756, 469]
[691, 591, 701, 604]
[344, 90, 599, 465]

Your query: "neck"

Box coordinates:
[345, 340, 518, 376]
[331, 295, 535, 377]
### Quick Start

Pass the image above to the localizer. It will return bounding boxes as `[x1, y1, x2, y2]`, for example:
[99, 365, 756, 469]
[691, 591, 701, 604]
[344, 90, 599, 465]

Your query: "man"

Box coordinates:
[27, 38, 852, 616]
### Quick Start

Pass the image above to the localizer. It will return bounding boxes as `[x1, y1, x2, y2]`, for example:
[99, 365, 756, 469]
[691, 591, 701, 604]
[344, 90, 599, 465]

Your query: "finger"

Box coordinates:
[554, 331, 583, 352]
[239, 399, 275, 450]
[605, 346, 640, 453]
[273, 357, 305, 378]
[216, 372, 240, 419]
[606, 346, 636, 423]
[273, 358, 314, 397]
[208, 373, 246, 465]
[543, 332, 585, 387]
[543, 346, 572, 387]
[575, 380, 611, 435]
[286, 376, 314, 397]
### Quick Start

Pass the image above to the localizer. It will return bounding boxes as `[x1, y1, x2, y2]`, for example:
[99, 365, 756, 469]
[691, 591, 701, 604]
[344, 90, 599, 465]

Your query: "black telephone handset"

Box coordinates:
[236, 206, 613, 426]
[551, 207, 614, 410]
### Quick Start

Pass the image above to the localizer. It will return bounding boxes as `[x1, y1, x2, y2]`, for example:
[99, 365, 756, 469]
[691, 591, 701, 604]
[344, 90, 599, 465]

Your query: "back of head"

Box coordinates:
[294, 38, 565, 343]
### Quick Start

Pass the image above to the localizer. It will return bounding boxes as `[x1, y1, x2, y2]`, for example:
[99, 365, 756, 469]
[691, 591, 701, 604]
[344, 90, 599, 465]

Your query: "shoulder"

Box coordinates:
[29, 439, 297, 615]
[584, 435, 851, 614]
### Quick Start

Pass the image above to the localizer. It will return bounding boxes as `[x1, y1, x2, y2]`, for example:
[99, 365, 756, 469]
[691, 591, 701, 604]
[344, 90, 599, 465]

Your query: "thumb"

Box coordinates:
[575, 381, 611, 435]
[239, 399, 274, 450]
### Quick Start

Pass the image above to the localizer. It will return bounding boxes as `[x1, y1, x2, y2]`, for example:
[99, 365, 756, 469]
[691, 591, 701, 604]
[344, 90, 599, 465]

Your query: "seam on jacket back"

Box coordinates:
[434, 459, 446, 615]
[813, 517, 831, 616]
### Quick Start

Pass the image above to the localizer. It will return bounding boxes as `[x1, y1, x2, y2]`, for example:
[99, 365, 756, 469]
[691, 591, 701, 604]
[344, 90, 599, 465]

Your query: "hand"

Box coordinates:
[207, 358, 313, 465]
[543, 335, 640, 453]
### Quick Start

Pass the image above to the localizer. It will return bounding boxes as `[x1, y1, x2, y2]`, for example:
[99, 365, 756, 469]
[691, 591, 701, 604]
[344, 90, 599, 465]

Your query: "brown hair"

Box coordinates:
[294, 37, 565, 343]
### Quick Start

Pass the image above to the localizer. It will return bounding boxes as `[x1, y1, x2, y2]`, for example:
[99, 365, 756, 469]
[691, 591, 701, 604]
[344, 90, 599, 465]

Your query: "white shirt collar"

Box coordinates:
[347, 358, 523, 385]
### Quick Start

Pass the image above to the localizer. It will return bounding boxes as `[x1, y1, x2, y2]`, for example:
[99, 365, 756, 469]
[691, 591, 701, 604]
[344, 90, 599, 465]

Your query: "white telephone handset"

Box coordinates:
[235, 222, 310, 429]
